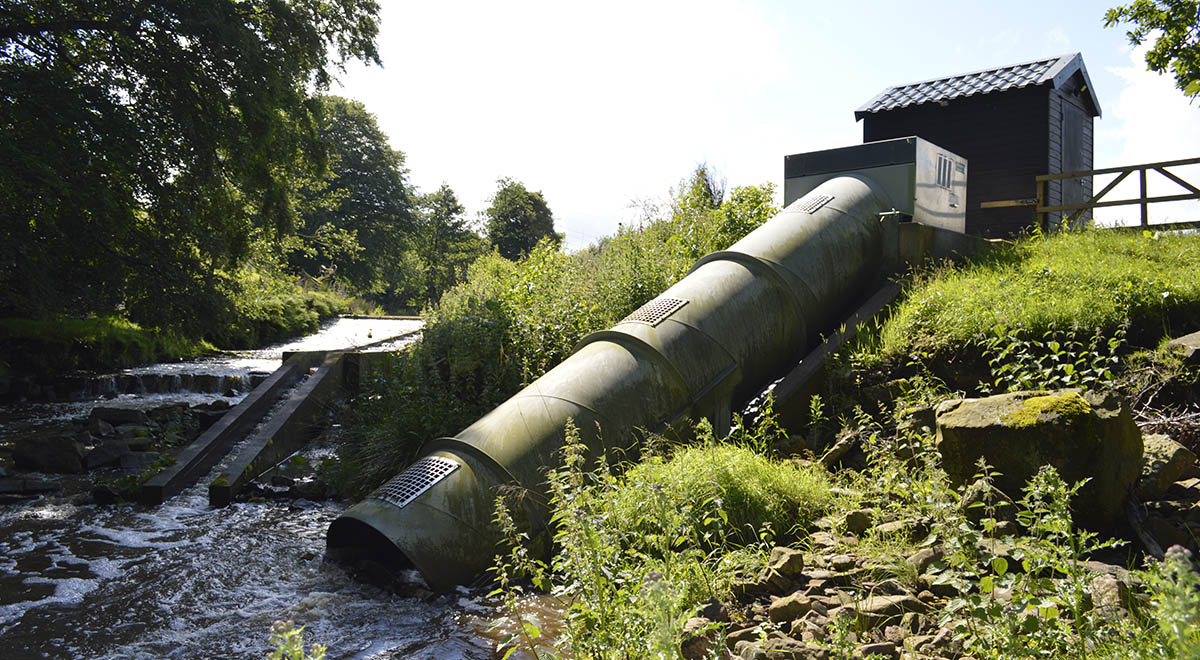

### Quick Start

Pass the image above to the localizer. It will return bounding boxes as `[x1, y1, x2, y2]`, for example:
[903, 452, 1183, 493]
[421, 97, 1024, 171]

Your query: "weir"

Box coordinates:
[327, 139, 991, 590]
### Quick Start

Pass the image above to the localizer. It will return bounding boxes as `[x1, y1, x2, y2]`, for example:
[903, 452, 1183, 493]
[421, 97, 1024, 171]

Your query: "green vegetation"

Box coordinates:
[600, 438, 832, 548]
[267, 620, 326, 660]
[0, 3, 487, 373]
[0, 0, 380, 334]
[332, 167, 778, 496]
[0, 316, 212, 376]
[1003, 391, 1093, 428]
[476, 226, 1200, 659]
[485, 178, 562, 261]
[871, 230, 1200, 392]
[493, 416, 825, 660]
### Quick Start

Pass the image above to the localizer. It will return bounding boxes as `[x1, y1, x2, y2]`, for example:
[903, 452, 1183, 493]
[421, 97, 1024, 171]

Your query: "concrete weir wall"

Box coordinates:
[208, 351, 345, 506]
[140, 352, 325, 505]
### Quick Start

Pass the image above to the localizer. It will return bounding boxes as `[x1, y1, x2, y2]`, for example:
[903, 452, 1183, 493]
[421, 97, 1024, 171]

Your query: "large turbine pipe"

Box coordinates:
[327, 175, 897, 589]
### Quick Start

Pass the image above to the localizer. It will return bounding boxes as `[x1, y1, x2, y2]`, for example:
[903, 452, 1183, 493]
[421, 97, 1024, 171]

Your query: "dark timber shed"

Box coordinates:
[856, 53, 1101, 237]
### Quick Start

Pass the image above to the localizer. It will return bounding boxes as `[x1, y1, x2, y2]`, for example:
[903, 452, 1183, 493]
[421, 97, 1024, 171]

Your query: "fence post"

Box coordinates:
[1140, 167, 1148, 226]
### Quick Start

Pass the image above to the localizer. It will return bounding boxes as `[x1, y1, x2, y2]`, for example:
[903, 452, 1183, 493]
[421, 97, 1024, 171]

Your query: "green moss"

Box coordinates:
[1003, 391, 1092, 429]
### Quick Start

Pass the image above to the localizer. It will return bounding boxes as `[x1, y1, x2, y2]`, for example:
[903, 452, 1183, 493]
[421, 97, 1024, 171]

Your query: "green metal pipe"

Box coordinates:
[327, 174, 897, 590]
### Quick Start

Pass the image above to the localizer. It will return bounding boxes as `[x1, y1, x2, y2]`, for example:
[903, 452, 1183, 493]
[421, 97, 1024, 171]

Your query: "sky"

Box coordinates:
[334, 0, 1200, 249]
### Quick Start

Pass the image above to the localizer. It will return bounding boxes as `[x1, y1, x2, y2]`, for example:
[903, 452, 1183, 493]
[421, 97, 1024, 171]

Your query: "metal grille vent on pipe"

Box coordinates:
[797, 194, 834, 214]
[622, 297, 689, 326]
[369, 456, 460, 509]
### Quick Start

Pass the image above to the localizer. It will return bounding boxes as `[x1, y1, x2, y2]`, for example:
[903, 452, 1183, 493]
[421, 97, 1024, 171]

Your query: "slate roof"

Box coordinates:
[855, 53, 1100, 119]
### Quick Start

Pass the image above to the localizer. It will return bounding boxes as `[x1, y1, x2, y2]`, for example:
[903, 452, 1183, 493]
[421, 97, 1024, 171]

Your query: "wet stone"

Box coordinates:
[120, 451, 161, 471]
[13, 434, 84, 473]
[85, 440, 131, 470]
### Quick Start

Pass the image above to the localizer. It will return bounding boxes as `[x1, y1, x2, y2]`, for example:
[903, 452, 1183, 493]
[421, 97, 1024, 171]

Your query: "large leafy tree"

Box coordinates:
[0, 0, 380, 331]
[1105, 0, 1200, 99]
[291, 95, 415, 300]
[415, 184, 486, 303]
[484, 178, 560, 261]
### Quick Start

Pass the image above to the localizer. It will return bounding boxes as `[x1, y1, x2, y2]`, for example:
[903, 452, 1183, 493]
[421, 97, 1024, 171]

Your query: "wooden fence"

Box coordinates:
[1035, 156, 1200, 231]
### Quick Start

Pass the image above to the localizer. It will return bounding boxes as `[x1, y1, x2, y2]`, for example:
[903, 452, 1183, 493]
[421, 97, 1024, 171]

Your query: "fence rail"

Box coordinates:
[1035, 156, 1200, 230]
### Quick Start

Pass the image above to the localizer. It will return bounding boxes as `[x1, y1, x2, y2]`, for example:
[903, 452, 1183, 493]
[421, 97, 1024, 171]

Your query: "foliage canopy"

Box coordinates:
[1105, 0, 1200, 99]
[484, 178, 561, 260]
[0, 0, 381, 332]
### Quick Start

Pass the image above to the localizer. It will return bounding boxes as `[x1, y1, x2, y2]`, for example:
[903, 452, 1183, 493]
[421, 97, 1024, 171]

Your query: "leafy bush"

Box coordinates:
[599, 436, 832, 549]
[493, 411, 825, 660]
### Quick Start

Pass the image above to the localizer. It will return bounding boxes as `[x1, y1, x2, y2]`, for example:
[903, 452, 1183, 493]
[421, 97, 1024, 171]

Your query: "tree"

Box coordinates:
[0, 0, 381, 332]
[1105, 0, 1200, 99]
[484, 178, 561, 261]
[416, 184, 486, 303]
[291, 95, 416, 301]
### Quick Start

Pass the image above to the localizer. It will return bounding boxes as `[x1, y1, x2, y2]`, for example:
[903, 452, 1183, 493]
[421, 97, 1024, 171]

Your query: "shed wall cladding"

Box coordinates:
[1048, 71, 1095, 229]
[862, 86, 1049, 237]
[856, 54, 1100, 238]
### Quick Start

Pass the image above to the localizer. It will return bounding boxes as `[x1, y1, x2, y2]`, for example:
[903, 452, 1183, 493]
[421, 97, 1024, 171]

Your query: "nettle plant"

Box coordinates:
[982, 324, 1125, 394]
[932, 464, 1127, 658]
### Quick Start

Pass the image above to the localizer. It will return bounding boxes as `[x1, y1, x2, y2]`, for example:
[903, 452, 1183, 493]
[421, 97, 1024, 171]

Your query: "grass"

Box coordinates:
[600, 440, 832, 548]
[880, 229, 1200, 361]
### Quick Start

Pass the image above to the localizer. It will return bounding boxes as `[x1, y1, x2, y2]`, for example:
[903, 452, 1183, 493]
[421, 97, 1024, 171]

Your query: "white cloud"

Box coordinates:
[1093, 45, 1200, 226]
[335, 0, 788, 248]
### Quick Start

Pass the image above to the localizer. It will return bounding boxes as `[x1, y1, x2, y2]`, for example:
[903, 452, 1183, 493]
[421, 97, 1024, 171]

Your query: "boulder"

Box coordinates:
[85, 440, 131, 470]
[1139, 434, 1199, 500]
[934, 389, 1142, 531]
[89, 406, 150, 427]
[855, 641, 898, 659]
[768, 593, 812, 623]
[767, 546, 806, 578]
[1166, 329, 1200, 365]
[846, 594, 927, 628]
[120, 451, 161, 471]
[843, 509, 873, 535]
[0, 477, 60, 496]
[680, 617, 717, 660]
[88, 416, 114, 438]
[13, 435, 85, 473]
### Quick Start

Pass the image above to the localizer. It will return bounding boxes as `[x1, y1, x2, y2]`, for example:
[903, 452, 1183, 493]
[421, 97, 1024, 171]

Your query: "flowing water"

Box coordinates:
[0, 318, 503, 659]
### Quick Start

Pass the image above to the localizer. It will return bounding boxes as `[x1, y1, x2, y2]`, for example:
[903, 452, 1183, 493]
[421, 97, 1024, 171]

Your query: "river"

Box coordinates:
[0, 318, 503, 659]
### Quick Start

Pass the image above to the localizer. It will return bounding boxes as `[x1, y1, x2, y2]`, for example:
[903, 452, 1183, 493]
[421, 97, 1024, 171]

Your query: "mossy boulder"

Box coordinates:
[934, 389, 1142, 531]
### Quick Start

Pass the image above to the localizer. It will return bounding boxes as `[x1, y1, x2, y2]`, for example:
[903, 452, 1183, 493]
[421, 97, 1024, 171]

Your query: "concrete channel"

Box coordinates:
[140, 326, 420, 507]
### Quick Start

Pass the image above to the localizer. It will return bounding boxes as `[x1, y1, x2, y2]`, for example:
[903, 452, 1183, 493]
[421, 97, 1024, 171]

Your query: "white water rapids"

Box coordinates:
[0, 317, 502, 659]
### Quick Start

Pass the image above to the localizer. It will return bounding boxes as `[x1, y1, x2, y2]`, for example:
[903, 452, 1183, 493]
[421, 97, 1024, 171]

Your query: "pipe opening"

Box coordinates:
[326, 517, 426, 590]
